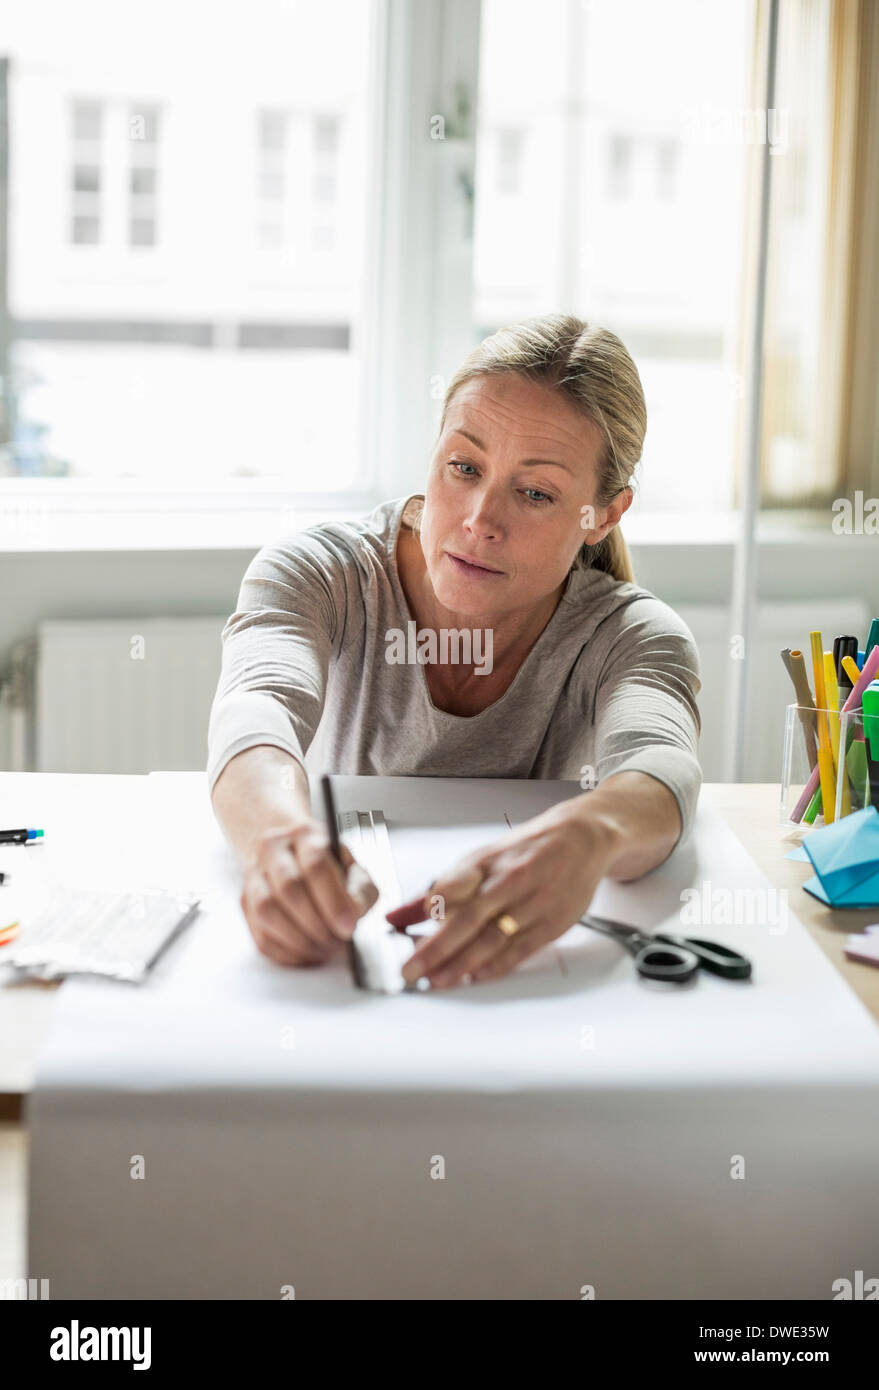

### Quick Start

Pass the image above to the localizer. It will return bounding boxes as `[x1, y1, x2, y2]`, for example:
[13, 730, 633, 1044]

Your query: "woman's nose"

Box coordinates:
[464, 502, 504, 538]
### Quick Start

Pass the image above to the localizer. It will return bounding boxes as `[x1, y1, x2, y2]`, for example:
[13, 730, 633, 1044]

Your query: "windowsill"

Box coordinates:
[620, 508, 871, 547]
[0, 482, 382, 553]
[0, 484, 872, 554]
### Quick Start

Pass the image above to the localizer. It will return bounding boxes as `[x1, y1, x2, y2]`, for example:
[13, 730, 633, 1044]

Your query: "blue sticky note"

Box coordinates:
[801, 806, 879, 908]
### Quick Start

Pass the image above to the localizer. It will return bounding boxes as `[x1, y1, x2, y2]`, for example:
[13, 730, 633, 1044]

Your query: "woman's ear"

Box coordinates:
[589, 485, 634, 542]
[595, 483, 634, 536]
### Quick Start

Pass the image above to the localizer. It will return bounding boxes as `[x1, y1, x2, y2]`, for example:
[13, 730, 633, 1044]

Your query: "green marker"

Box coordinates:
[862, 682, 879, 808]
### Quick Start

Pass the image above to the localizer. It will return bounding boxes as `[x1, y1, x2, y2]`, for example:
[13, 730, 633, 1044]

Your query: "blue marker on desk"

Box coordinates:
[0, 827, 44, 844]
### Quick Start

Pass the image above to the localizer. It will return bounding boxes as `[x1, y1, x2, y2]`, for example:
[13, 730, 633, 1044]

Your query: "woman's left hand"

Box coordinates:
[385, 800, 620, 988]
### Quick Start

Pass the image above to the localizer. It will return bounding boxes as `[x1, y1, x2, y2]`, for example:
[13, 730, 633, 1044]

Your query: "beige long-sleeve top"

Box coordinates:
[207, 493, 703, 844]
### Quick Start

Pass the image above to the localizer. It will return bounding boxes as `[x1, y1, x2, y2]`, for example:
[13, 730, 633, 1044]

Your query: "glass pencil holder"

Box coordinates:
[780, 701, 874, 827]
[834, 707, 873, 821]
[780, 703, 823, 827]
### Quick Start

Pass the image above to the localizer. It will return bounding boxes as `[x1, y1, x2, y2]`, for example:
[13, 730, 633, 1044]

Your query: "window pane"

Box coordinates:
[73, 99, 102, 141]
[2, 0, 375, 489]
[259, 110, 286, 151]
[259, 220, 284, 249]
[130, 167, 156, 195]
[606, 134, 632, 200]
[130, 217, 156, 246]
[474, 0, 755, 516]
[73, 165, 100, 193]
[258, 168, 284, 200]
[313, 114, 338, 151]
[72, 215, 100, 244]
[496, 127, 523, 195]
[129, 105, 158, 144]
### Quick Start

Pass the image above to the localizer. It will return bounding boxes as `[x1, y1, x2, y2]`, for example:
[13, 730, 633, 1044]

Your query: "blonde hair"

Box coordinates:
[432, 313, 646, 584]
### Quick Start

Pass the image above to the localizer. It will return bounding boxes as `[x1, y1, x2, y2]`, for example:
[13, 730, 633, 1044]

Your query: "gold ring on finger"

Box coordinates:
[495, 912, 521, 939]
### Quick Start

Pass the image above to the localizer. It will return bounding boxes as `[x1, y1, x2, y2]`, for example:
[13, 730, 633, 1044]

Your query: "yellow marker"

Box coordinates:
[810, 631, 836, 823]
[842, 655, 861, 689]
[824, 652, 851, 816]
[824, 652, 841, 759]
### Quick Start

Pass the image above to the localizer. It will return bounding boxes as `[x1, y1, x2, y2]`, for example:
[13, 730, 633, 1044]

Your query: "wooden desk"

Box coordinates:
[700, 784, 879, 1025]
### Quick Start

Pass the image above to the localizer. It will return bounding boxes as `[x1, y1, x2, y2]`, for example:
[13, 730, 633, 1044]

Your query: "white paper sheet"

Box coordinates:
[26, 773, 879, 1298]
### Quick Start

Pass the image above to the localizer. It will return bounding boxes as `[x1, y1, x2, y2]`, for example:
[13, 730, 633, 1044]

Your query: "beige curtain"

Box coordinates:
[737, 0, 877, 508]
[840, 0, 879, 497]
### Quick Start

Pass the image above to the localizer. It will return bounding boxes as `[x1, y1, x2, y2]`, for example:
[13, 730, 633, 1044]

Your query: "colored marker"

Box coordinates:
[862, 682, 879, 809]
[804, 786, 823, 823]
[839, 653, 869, 808]
[784, 649, 817, 771]
[842, 655, 862, 689]
[0, 828, 44, 844]
[824, 652, 851, 816]
[790, 644, 879, 820]
[810, 631, 836, 823]
[834, 635, 859, 701]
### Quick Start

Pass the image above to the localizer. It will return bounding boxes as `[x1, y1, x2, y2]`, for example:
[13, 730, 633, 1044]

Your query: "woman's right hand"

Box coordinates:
[239, 820, 379, 967]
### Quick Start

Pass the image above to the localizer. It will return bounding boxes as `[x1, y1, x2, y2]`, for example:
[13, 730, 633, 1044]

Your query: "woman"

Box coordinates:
[208, 313, 702, 988]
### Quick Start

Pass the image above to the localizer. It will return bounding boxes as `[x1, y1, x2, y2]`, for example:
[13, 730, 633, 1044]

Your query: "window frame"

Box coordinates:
[0, 0, 874, 543]
[0, 0, 481, 532]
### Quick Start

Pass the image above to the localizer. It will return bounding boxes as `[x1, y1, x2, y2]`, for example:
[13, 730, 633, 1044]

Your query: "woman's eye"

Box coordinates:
[448, 461, 554, 505]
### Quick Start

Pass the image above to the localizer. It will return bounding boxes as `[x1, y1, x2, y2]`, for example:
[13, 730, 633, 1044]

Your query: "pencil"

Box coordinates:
[320, 774, 345, 867]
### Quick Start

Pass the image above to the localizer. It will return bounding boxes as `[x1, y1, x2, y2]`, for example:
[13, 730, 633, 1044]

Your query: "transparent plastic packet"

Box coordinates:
[1, 885, 201, 983]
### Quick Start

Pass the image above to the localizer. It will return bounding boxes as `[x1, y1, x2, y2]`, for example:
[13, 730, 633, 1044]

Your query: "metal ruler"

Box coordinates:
[336, 809, 416, 993]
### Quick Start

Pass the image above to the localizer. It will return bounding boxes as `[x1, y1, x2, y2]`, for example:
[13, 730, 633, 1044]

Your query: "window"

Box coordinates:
[128, 103, 159, 247]
[72, 100, 101, 141]
[606, 133, 633, 201]
[256, 109, 287, 249]
[1, 0, 375, 489]
[496, 127, 524, 196]
[2, 0, 872, 517]
[474, 0, 754, 516]
[311, 115, 339, 227]
[70, 98, 103, 245]
[67, 97, 161, 250]
[655, 139, 678, 201]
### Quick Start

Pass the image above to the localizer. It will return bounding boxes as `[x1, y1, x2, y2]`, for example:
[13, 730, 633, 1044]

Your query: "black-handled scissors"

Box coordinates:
[580, 913, 752, 984]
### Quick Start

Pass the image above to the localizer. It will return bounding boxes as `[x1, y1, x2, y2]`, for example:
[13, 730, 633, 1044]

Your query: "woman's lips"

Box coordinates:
[446, 552, 505, 578]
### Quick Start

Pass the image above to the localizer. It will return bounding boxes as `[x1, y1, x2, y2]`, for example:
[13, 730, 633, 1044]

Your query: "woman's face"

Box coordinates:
[420, 373, 630, 619]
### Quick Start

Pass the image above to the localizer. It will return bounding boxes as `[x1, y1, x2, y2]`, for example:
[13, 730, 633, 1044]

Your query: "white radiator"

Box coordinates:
[9, 601, 872, 779]
[33, 618, 228, 774]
